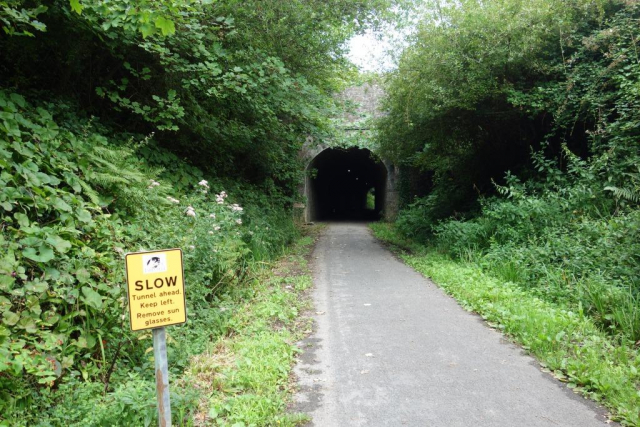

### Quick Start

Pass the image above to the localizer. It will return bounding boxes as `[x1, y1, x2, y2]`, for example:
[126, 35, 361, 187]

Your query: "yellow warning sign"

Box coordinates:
[125, 248, 186, 331]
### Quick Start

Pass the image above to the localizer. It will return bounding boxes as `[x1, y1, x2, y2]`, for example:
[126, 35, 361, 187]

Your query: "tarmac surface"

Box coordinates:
[292, 222, 615, 427]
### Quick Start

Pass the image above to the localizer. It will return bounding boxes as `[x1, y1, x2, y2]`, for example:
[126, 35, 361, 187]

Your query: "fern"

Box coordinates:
[604, 186, 640, 203]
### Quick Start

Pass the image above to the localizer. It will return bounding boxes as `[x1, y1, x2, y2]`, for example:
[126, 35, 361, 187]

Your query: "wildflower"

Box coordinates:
[214, 225, 221, 231]
[208, 231, 214, 235]
[235, 219, 242, 225]
[249, 231, 254, 236]
[148, 179, 160, 189]
[166, 196, 180, 204]
[215, 191, 227, 204]
[198, 179, 210, 189]
[185, 206, 196, 217]
[215, 191, 228, 203]
[209, 213, 216, 219]
[189, 245, 195, 250]
[230, 204, 243, 212]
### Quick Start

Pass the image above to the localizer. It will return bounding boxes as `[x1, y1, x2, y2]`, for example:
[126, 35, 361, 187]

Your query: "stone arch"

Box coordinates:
[303, 146, 397, 222]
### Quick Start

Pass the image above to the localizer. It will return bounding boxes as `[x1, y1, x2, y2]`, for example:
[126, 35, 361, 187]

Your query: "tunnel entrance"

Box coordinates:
[306, 147, 387, 221]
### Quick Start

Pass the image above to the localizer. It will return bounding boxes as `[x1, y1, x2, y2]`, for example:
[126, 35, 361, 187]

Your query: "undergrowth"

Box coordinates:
[183, 230, 319, 426]
[371, 223, 640, 426]
[0, 90, 303, 426]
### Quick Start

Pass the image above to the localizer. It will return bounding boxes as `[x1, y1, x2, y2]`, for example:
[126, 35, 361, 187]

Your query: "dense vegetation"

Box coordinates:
[0, 0, 398, 424]
[376, 0, 639, 423]
[379, 0, 639, 340]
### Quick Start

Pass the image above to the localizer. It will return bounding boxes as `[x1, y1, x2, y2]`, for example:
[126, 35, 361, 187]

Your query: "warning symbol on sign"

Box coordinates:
[143, 253, 167, 274]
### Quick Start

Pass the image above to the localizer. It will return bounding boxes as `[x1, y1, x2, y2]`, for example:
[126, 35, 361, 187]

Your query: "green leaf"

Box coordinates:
[46, 235, 72, 254]
[76, 209, 92, 223]
[81, 287, 103, 310]
[2, 311, 19, 326]
[0, 275, 15, 291]
[154, 16, 176, 36]
[52, 197, 72, 212]
[24, 280, 48, 293]
[9, 94, 25, 108]
[75, 268, 91, 283]
[140, 23, 156, 38]
[42, 312, 60, 326]
[76, 333, 96, 349]
[14, 212, 29, 228]
[69, 0, 83, 14]
[18, 316, 37, 333]
[23, 245, 55, 263]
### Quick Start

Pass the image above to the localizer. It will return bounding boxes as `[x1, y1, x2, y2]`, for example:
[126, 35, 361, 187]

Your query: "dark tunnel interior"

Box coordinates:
[307, 148, 387, 221]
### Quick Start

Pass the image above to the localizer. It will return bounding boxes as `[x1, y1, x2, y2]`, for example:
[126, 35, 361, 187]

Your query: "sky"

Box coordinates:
[347, 30, 396, 72]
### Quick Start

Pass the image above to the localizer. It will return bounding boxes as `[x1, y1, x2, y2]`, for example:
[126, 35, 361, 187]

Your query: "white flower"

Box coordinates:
[198, 179, 209, 188]
[214, 225, 221, 231]
[208, 231, 214, 235]
[231, 204, 243, 212]
[249, 231, 254, 236]
[166, 196, 180, 204]
[209, 213, 216, 219]
[185, 206, 196, 217]
[235, 219, 242, 225]
[215, 191, 227, 204]
[148, 179, 160, 189]
[189, 245, 195, 250]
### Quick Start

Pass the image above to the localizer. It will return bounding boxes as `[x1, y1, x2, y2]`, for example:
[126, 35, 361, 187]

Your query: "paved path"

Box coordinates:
[293, 223, 614, 427]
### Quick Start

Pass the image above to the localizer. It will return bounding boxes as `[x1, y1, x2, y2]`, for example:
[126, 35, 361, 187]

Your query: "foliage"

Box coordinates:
[0, 1, 47, 36]
[379, 0, 640, 341]
[377, 0, 637, 218]
[0, 90, 301, 425]
[1, 0, 402, 195]
[179, 231, 318, 426]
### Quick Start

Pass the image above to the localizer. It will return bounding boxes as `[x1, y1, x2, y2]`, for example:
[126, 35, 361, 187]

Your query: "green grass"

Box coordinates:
[180, 229, 320, 426]
[370, 222, 640, 427]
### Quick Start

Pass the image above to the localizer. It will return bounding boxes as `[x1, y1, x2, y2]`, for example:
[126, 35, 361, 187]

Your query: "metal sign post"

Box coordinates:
[153, 327, 171, 427]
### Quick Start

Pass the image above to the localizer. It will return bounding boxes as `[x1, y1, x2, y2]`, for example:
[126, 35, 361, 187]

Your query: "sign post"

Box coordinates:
[125, 248, 187, 427]
[153, 327, 171, 426]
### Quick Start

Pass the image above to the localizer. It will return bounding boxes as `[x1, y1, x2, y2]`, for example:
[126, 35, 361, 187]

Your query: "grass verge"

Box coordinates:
[179, 225, 322, 426]
[370, 222, 640, 427]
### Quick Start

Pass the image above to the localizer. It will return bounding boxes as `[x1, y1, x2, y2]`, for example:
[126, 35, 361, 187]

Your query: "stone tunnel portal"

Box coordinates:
[306, 147, 387, 221]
